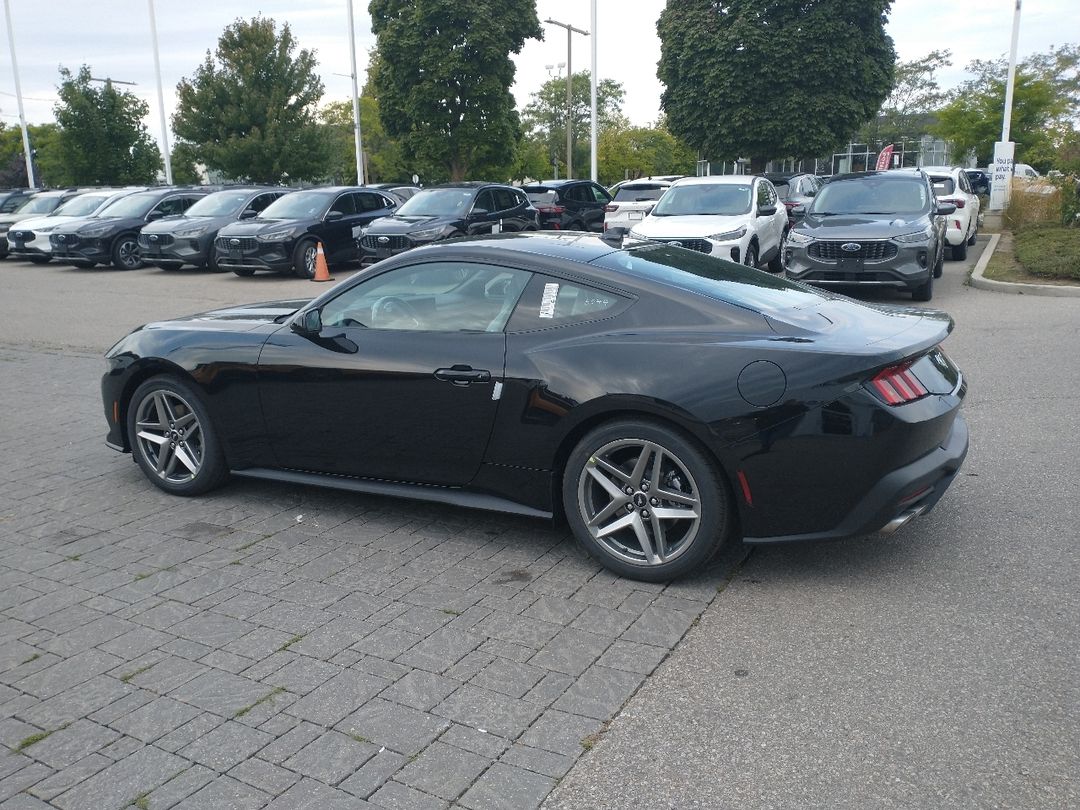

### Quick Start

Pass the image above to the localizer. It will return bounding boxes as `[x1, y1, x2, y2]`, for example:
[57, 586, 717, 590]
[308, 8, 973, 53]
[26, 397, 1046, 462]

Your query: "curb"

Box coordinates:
[969, 232, 1080, 297]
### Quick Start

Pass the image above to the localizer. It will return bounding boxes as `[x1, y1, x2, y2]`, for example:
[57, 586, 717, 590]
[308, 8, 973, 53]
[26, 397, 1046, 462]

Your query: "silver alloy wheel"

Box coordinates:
[134, 389, 204, 484]
[117, 239, 140, 269]
[303, 244, 317, 276]
[577, 438, 702, 567]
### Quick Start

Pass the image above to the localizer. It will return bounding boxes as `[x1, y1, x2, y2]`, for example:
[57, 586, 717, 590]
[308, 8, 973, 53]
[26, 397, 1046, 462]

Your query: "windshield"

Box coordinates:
[97, 192, 161, 219]
[53, 194, 115, 217]
[810, 178, 929, 215]
[613, 185, 667, 202]
[185, 190, 253, 217]
[395, 188, 475, 217]
[259, 191, 334, 219]
[12, 195, 62, 215]
[651, 183, 752, 216]
[593, 243, 826, 312]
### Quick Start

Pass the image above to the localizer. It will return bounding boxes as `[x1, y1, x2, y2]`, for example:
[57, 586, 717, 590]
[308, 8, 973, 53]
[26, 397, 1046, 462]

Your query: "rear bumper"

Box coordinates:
[743, 412, 968, 544]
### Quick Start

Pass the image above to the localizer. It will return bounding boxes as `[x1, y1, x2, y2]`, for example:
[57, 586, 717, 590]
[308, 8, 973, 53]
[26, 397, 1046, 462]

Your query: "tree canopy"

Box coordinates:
[521, 71, 626, 179]
[933, 44, 1080, 170]
[0, 122, 60, 187]
[657, 0, 895, 172]
[172, 16, 328, 183]
[370, 0, 542, 181]
[597, 123, 696, 186]
[858, 49, 952, 146]
[51, 66, 161, 185]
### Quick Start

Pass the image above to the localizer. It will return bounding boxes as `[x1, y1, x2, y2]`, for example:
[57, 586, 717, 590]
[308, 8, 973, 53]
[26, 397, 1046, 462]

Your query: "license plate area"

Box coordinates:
[628, 211, 644, 220]
[837, 256, 864, 272]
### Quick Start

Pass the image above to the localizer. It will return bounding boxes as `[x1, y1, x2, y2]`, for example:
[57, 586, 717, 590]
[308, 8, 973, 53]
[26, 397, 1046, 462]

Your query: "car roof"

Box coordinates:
[920, 166, 963, 174]
[671, 175, 756, 187]
[828, 170, 927, 182]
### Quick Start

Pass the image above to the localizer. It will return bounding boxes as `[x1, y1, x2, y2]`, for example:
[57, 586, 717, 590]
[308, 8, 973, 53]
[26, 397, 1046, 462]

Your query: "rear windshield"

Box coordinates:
[928, 177, 955, 196]
[810, 178, 929, 215]
[652, 183, 752, 216]
[593, 243, 827, 313]
[524, 188, 558, 203]
[613, 185, 667, 202]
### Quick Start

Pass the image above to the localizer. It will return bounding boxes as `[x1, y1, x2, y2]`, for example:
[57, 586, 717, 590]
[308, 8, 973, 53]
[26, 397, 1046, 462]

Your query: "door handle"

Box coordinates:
[434, 365, 491, 385]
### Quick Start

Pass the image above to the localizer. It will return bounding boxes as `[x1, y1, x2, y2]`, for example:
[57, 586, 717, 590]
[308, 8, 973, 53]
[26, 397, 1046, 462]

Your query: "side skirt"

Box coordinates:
[232, 467, 553, 520]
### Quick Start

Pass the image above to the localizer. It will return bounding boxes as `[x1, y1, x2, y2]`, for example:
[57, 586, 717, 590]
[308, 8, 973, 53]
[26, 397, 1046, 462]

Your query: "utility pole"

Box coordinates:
[544, 18, 588, 180]
[3, 0, 35, 188]
[346, 0, 365, 185]
[590, 0, 597, 182]
[990, 0, 1022, 211]
[147, 0, 172, 184]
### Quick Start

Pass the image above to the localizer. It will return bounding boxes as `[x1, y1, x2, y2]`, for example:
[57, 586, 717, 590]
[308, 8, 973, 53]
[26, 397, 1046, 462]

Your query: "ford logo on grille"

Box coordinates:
[57, 235, 65, 242]
[377, 236, 390, 244]
[149, 235, 158, 241]
[229, 239, 240, 246]
[841, 242, 861, 252]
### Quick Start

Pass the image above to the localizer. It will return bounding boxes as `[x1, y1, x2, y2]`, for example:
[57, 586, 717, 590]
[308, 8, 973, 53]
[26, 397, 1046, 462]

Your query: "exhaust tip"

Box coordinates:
[878, 503, 929, 536]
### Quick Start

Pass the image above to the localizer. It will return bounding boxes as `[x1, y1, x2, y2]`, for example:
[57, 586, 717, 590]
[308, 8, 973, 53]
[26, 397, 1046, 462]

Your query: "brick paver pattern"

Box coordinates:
[0, 347, 728, 809]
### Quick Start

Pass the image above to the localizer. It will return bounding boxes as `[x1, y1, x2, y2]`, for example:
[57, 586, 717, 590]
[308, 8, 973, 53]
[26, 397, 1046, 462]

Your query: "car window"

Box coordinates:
[958, 173, 971, 194]
[756, 181, 770, 207]
[524, 189, 558, 205]
[653, 183, 752, 216]
[474, 189, 496, 213]
[153, 197, 190, 218]
[507, 274, 631, 332]
[0, 195, 26, 213]
[490, 188, 515, 212]
[811, 178, 929, 215]
[329, 194, 356, 216]
[320, 262, 531, 332]
[613, 185, 667, 202]
[929, 177, 956, 196]
[248, 193, 278, 213]
[354, 192, 389, 213]
[590, 184, 611, 203]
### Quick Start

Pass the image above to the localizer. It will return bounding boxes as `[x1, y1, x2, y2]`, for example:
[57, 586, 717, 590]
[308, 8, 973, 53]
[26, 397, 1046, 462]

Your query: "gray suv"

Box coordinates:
[784, 170, 954, 301]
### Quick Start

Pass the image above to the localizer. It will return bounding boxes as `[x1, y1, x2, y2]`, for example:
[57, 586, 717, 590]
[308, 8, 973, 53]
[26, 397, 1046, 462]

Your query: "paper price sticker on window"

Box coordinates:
[539, 282, 560, 318]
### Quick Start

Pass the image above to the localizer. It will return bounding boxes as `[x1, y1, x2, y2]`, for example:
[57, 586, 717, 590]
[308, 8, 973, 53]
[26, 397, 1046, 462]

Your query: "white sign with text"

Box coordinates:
[989, 141, 1015, 211]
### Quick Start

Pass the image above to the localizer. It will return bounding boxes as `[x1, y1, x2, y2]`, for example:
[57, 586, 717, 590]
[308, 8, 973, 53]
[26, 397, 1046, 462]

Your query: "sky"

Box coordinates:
[0, 0, 1073, 152]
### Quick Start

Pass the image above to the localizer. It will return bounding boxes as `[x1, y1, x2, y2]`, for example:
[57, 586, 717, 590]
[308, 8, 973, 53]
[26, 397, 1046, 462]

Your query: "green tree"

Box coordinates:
[0, 122, 61, 187]
[320, 97, 408, 184]
[658, 0, 895, 172]
[858, 49, 952, 146]
[370, 0, 542, 181]
[933, 44, 1080, 170]
[598, 124, 696, 186]
[521, 71, 626, 178]
[51, 66, 161, 185]
[172, 16, 328, 183]
[169, 141, 203, 185]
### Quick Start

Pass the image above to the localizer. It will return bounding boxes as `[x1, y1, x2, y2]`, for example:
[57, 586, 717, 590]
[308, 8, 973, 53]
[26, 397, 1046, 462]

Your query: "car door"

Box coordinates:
[465, 189, 498, 235]
[584, 183, 613, 231]
[316, 192, 359, 262]
[754, 180, 780, 255]
[257, 259, 532, 485]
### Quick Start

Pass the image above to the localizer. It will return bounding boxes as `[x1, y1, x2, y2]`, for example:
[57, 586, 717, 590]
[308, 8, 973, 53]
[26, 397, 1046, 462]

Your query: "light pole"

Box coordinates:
[544, 18, 588, 180]
[590, 0, 597, 182]
[990, 0, 1022, 211]
[147, 0, 172, 184]
[3, 0, 35, 188]
[346, 0, 365, 185]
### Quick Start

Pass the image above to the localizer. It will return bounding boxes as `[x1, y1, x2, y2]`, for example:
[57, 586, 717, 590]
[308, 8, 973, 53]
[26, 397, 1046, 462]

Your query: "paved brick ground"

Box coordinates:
[0, 345, 735, 809]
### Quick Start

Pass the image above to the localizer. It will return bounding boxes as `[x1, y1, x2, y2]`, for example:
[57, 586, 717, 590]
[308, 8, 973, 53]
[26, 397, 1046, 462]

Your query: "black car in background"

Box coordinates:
[366, 183, 421, 201]
[784, 170, 954, 301]
[215, 187, 398, 278]
[358, 183, 538, 261]
[0, 188, 39, 215]
[139, 187, 288, 271]
[765, 172, 823, 226]
[964, 169, 992, 195]
[101, 232, 967, 582]
[522, 179, 612, 231]
[49, 188, 208, 269]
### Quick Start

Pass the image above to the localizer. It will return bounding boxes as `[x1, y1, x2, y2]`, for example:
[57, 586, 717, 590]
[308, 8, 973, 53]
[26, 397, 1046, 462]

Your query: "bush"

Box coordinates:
[1013, 227, 1080, 280]
[1004, 179, 1062, 230]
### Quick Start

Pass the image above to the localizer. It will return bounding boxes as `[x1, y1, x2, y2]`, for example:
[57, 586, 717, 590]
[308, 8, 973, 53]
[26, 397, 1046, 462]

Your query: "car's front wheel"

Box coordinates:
[127, 376, 228, 496]
[767, 231, 787, 272]
[112, 234, 143, 270]
[293, 238, 318, 279]
[563, 420, 731, 581]
[743, 240, 759, 268]
[912, 271, 934, 302]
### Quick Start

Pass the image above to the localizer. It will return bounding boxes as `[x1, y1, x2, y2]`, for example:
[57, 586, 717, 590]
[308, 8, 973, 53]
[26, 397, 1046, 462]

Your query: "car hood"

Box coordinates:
[796, 214, 930, 238]
[143, 215, 233, 235]
[633, 214, 751, 238]
[52, 216, 146, 234]
[218, 219, 311, 236]
[363, 215, 460, 235]
[139, 300, 311, 333]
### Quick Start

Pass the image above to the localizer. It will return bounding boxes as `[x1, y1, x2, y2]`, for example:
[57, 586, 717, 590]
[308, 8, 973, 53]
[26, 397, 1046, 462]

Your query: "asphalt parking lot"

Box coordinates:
[1, 244, 1077, 809]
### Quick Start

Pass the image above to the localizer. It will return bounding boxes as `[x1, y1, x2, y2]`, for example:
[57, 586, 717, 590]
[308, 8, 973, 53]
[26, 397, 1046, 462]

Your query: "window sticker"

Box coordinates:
[539, 282, 560, 318]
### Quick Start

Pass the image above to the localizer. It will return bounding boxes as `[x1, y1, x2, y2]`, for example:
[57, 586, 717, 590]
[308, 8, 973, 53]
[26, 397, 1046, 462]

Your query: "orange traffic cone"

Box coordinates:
[311, 241, 334, 282]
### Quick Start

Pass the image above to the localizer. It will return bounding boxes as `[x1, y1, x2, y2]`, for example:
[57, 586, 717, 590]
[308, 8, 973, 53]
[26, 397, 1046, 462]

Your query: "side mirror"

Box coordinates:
[239, 209, 258, 220]
[291, 308, 322, 336]
[325, 210, 344, 222]
[757, 205, 777, 216]
[470, 207, 489, 219]
[146, 210, 165, 221]
[935, 202, 957, 216]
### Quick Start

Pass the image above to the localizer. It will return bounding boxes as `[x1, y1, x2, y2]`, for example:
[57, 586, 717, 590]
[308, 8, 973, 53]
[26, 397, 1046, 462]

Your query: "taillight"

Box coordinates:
[783, 201, 798, 210]
[536, 205, 565, 215]
[869, 360, 928, 405]
[604, 204, 618, 212]
[941, 197, 966, 209]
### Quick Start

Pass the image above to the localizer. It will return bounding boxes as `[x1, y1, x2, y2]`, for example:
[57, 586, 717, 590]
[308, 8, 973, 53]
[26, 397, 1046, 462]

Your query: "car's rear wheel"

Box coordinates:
[293, 238, 318, 279]
[563, 420, 731, 581]
[127, 376, 228, 496]
[112, 234, 143, 270]
[912, 271, 934, 302]
[967, 223, 978, 246]
[767, 231, 787, 272]
[743, 240, 759, 268]
[951, 239, 968, 261]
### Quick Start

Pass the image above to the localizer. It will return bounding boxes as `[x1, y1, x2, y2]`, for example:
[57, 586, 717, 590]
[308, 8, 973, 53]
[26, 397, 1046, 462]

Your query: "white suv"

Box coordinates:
[923, 166, 980, 261]
[603, 179, 677, 232]
[627, 175, 789, 270]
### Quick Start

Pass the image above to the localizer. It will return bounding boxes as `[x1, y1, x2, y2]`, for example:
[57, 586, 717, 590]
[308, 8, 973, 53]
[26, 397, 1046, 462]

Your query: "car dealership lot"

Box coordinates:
[1, 244, 1077, 808]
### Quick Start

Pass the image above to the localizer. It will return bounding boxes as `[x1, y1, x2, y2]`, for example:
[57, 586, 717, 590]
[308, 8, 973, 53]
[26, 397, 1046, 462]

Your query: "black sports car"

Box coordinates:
[101, 233, 968, 581]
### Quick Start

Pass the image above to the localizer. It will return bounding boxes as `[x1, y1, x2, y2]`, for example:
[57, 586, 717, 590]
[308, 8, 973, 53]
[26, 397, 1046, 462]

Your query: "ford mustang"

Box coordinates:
[101, 232, 968, 581]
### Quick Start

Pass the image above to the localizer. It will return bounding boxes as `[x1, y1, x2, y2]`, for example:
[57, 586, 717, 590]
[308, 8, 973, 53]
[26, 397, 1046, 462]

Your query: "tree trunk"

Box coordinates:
[449, 159, 467, 182]
[750, 156, 767, 174]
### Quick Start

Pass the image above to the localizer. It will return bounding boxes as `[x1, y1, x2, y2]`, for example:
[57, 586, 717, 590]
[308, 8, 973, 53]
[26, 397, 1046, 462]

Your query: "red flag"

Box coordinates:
[875, 144, 895, 171]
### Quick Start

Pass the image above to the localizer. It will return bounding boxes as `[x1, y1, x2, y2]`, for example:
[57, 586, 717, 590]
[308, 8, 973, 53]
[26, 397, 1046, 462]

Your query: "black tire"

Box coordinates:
[743, 240, 759, 268]
[293, 238, 318, 279]
[912, 271, 934, 302]
[28, 256, 51, 265]
[951, 239, 968, 261]
[127, 375, 228, 496]
[933, 244, 944, 279]
[232, 267, 256, 277]
[562, 419, 732, 582]
[111, 233, 143, 270]
[767, 231, 787, 273]
[207, 249, 224, 273]
[967, 223, 978, 246]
